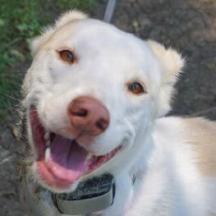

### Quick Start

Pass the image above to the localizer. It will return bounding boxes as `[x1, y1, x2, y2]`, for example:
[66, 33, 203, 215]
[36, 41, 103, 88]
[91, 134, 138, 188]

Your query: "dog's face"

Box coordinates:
[22, 11, 184, 192]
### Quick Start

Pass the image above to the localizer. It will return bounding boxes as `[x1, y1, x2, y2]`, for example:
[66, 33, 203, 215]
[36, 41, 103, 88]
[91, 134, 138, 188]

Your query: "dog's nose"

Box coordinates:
[68, 96, 110, 136]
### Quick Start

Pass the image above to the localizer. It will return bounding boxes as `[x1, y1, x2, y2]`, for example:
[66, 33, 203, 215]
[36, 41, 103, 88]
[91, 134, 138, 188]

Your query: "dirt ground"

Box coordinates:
[0, 0, 216, 215]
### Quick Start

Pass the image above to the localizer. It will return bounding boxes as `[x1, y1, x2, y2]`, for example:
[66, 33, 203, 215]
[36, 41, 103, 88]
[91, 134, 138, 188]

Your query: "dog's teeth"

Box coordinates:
[44, 131, 50, 141]
[44, 131, 51, 147]
[45, 147, 51, 162]
[86, 153, 93, 161]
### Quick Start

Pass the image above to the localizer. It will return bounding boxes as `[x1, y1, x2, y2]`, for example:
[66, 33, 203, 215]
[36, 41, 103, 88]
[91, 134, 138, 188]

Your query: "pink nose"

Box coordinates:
[68, 96, 110, 136]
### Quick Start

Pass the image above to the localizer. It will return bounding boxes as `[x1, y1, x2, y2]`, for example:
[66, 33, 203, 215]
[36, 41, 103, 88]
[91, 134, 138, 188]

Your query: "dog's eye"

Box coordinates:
[58, 50, 76, 64]
[127, 81, 146, 95]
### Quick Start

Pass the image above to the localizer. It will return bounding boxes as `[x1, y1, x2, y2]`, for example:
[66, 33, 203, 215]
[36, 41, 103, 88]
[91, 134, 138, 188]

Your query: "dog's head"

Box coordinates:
[22, 11, 184, 192]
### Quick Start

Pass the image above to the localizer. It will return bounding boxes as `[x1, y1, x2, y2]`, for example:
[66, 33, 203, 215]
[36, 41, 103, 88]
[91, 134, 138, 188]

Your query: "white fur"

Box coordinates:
[22, 11, 216, 215]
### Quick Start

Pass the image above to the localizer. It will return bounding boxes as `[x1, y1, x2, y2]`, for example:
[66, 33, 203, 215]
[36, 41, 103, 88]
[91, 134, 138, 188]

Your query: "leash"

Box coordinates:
[104, 0, 117, 23]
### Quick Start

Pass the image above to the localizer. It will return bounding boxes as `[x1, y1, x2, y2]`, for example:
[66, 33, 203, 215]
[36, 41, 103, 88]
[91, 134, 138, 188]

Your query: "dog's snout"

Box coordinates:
[68, 96, 110, 136]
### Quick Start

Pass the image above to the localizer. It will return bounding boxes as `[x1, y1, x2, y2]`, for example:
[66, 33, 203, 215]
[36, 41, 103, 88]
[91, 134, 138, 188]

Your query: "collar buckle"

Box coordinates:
[53, 174, 115, 215]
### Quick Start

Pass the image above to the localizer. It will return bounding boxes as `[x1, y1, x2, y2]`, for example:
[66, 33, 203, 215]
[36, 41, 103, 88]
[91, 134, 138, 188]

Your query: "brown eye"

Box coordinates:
[127, 81, 146, 95]
[58, 50, 76, 64]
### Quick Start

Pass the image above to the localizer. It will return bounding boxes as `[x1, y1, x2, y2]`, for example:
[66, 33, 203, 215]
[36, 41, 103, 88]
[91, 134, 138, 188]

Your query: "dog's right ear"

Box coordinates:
[147, 40, 184, 116]
[31, 10, 87, 56]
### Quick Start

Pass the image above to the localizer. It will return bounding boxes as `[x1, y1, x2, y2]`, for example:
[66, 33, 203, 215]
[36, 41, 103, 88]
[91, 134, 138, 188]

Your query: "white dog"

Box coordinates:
[21, 11, 216, 216]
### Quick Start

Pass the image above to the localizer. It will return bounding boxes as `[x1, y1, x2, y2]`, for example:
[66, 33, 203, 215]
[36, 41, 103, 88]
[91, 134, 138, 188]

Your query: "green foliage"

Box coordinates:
[0, 0, 97, 121]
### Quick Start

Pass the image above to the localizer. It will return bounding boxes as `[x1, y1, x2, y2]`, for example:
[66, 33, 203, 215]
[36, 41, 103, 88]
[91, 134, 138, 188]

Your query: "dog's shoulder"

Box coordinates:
[154, 116, 216, 177]
[152, 117, 216, 215]
[182, 117, 216, 177]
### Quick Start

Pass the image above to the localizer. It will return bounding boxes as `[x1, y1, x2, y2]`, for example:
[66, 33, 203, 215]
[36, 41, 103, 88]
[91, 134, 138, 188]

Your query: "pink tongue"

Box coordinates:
[48, 135, 88, 182]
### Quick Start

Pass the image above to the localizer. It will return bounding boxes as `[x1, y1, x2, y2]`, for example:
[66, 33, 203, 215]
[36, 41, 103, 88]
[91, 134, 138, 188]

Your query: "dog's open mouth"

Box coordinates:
[30, 108, 121, 189]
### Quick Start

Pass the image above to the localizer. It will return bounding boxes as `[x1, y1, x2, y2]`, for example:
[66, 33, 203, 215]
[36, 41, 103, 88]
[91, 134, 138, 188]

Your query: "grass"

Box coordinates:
[0, 0, 98, 121]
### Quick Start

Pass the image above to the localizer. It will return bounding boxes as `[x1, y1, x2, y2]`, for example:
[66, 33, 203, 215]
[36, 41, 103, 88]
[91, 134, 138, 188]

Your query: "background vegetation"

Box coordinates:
[0, 0, 97, 120]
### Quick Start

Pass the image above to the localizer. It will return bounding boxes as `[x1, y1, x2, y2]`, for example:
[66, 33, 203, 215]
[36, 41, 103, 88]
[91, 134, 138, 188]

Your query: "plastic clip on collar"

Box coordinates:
[53, 174, 115, 215]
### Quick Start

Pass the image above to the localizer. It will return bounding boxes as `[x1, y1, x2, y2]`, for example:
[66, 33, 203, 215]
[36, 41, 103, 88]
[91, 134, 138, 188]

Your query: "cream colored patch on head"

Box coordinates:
[31, 10, 87, 56]
[147, 40, 184, 116]
[183, 118, 216, 177]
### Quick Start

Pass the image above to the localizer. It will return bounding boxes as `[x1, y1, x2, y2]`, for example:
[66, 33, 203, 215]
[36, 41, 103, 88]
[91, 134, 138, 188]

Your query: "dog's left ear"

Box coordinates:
[147, 40, 185, 116]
